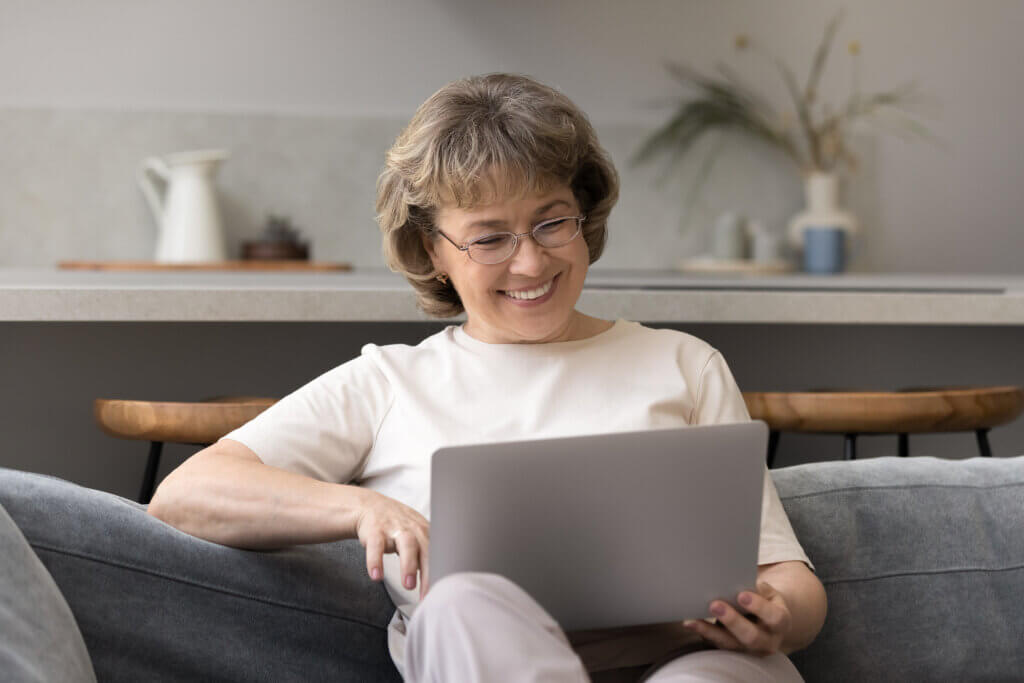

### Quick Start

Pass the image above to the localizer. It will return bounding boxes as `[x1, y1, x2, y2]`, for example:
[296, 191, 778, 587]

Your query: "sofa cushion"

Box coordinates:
[773, 456, 1024, 683]
[0, 467, 401, 682]
[0, 501, 97, 683]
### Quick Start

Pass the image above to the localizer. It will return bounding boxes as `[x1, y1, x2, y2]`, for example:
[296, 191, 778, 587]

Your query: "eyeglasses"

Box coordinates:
[436, 215, 586, 265]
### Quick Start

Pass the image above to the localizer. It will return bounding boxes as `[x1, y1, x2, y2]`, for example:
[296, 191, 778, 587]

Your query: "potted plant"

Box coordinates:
[241, 214, 310, 261]
[634, 10, 930, 269]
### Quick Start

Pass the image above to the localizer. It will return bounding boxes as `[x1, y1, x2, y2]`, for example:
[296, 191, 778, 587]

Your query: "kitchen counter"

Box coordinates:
[2, 267, 1024, 324]
[6, 267, 1024, 497]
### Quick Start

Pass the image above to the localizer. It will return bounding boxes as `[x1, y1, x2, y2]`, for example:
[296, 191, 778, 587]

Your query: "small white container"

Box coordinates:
[711, 212, 748, 260]
[749, 221, 782, 263]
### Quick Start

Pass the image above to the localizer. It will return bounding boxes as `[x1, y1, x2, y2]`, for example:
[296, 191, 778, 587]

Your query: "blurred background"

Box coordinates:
[4, 1, 1024, 495]
[2, 0, 1022, 273]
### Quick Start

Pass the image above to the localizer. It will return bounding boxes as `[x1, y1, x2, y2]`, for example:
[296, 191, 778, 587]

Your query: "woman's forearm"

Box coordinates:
[147, 439, 374, 550]
[756, 560, 828, 654]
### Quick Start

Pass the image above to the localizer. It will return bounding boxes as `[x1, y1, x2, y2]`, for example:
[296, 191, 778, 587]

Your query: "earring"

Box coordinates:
[436, 273, 449, 284]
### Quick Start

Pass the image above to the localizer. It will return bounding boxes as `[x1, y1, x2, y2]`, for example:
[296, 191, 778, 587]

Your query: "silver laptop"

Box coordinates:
[429, 421, 767, 631]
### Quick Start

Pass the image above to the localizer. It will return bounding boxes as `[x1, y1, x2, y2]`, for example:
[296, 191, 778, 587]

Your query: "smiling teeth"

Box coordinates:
[504, 279, 553, 300]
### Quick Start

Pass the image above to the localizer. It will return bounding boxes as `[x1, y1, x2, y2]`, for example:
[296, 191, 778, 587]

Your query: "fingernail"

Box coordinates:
[404, 574, 415, 589]
[682, 619, 697, 628]
[370, 567, 381, 581]
[739, 593, 752, 607]
[710, 603, 726, 617]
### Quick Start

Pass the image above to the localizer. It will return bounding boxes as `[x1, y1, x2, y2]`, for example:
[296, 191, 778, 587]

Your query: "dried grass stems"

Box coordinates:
[634, 9, 934, 216]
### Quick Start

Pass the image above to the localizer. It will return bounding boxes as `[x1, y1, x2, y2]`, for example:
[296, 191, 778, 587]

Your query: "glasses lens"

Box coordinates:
[467, 233, 517, 264]
[533, 217, 581, 248]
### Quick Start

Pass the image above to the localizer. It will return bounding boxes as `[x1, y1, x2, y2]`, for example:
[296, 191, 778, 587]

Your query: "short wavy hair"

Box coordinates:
[375, 73, 620, 318]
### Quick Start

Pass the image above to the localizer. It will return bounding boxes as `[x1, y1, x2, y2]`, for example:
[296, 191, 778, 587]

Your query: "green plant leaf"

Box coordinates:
[634, 61, 803, 171]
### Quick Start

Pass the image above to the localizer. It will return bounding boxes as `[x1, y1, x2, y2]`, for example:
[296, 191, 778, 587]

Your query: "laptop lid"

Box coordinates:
[428, 421, 767, 632]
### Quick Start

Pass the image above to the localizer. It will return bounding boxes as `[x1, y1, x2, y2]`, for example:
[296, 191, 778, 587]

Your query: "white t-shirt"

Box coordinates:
[224, 320, 810, 667]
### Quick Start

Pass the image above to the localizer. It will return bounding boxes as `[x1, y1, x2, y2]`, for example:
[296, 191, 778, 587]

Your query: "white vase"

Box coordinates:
[787, 172, 858, 248]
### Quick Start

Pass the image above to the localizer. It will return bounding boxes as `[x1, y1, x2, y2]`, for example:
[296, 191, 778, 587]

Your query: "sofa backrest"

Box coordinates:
[773, 455, 1024, 682]
[0, 468, 401, 682]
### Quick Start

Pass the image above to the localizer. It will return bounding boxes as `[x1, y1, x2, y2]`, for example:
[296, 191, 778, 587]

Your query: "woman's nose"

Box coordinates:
[507, 233, 549, 274]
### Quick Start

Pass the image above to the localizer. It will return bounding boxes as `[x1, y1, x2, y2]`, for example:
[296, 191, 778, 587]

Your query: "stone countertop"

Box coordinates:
[2, 267, 1023, 324]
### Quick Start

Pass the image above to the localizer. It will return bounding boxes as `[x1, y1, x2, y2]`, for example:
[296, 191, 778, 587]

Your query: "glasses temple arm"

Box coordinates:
[435, 229, 469, 252]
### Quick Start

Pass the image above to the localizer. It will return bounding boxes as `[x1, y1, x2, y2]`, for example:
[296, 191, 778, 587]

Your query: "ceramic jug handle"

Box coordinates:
[138, 158, 171, 224]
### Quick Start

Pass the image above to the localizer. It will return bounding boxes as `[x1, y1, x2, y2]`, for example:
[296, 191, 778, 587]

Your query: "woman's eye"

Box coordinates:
[474, 235, 508, 247]
[536, 219, 567, 232]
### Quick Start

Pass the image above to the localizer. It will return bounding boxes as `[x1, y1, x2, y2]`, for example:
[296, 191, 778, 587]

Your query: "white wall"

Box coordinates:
[1, 0, 1022, 273]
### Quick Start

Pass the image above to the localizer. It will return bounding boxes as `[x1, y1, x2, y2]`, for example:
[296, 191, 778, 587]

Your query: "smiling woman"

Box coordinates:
[147, 73, 823, 683]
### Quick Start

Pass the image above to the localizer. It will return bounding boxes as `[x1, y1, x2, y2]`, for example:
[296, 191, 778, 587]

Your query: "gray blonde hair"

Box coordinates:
[375, 73, 620, 317]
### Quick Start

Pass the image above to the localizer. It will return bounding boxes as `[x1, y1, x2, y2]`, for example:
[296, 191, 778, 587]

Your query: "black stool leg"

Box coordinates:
[844, 433, 858, 461]
[767, 430, 780, 469]
[976, 429, 993, 457]
[898, 433, 909, 457]
[139, 441, 163, 504]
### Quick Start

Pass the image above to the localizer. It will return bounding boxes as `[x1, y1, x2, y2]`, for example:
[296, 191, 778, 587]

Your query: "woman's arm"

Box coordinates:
[754, 561, 828, 653]
[148, 438, 370, 549]
[683, 560, 827, 656]
[147, 438, 430, 595]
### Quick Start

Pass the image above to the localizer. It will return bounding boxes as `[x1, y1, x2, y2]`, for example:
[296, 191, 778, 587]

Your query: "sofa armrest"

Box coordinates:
[773, 456, 1024, 682]
[0, 501, 96, 682]
[0, 467, 401, 682]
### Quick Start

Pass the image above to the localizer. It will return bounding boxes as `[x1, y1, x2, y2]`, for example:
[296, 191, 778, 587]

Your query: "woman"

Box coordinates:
[148, 73, 826, 682]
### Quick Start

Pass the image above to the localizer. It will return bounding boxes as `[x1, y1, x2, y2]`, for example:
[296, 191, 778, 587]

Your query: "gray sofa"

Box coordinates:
[2, 455, 1023, 682]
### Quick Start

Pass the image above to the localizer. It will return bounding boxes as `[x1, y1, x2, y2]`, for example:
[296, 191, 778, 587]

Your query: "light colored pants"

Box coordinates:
[405, 573, 804, 683]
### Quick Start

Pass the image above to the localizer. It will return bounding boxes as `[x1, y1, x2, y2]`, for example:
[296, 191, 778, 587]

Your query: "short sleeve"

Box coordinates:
[221, 354, 394, 484]
[691, 349, 813, 569]
[690, 350, 751, 425]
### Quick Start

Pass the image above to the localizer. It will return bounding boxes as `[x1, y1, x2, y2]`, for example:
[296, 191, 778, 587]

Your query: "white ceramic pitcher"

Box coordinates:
[139, 149, 229, 263]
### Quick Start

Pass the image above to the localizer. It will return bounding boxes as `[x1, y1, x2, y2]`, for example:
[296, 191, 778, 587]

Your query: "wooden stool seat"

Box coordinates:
[743, 386, 1024, 434]
[743, 386, 1024, 465]
[94, 396, 276, 503]
[95, 396, 277, 445]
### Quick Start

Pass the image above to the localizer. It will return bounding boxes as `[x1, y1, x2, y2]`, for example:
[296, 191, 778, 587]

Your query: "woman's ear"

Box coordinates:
[421, 232, 443, 273]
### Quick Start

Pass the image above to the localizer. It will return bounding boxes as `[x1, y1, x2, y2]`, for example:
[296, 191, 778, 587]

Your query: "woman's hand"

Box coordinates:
[682, 581, 792, 656]
[355, 491, 431, 599]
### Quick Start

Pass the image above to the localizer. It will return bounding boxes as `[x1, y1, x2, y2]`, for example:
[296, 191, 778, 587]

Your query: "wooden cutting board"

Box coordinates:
[58, 260, 352, 272]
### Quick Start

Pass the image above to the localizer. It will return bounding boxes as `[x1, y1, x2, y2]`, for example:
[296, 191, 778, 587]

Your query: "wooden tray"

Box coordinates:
[58, 260, 351, 272]
[676, 256, 794, 275]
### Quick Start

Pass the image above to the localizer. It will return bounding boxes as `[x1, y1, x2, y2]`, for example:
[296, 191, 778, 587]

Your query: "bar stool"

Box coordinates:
[743, 386, 1024, 468]
[94, 396, 276, 504]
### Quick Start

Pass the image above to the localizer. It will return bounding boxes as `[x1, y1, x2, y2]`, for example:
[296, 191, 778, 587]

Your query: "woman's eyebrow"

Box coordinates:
[531, 199, 572, 216]
[462, 200, 572, 231]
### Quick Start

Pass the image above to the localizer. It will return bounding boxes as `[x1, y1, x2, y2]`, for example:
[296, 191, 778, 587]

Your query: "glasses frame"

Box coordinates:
[435, 215, 587, 265]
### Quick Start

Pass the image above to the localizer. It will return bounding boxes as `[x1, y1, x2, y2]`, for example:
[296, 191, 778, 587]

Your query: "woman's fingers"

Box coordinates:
[355, 495, 430, 588]
[418, 531, 431, 599]
[683, 618, 742, 651]
[364, 534, 385, 581]
[709, 601, 770, 652]
[394, 530, 421, 590]
[702, 584, 791, 655]
[739, 585, 788, 633]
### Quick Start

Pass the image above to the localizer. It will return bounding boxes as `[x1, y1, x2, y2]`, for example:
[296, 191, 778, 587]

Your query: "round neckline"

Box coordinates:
[451, 319, 627, 352]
